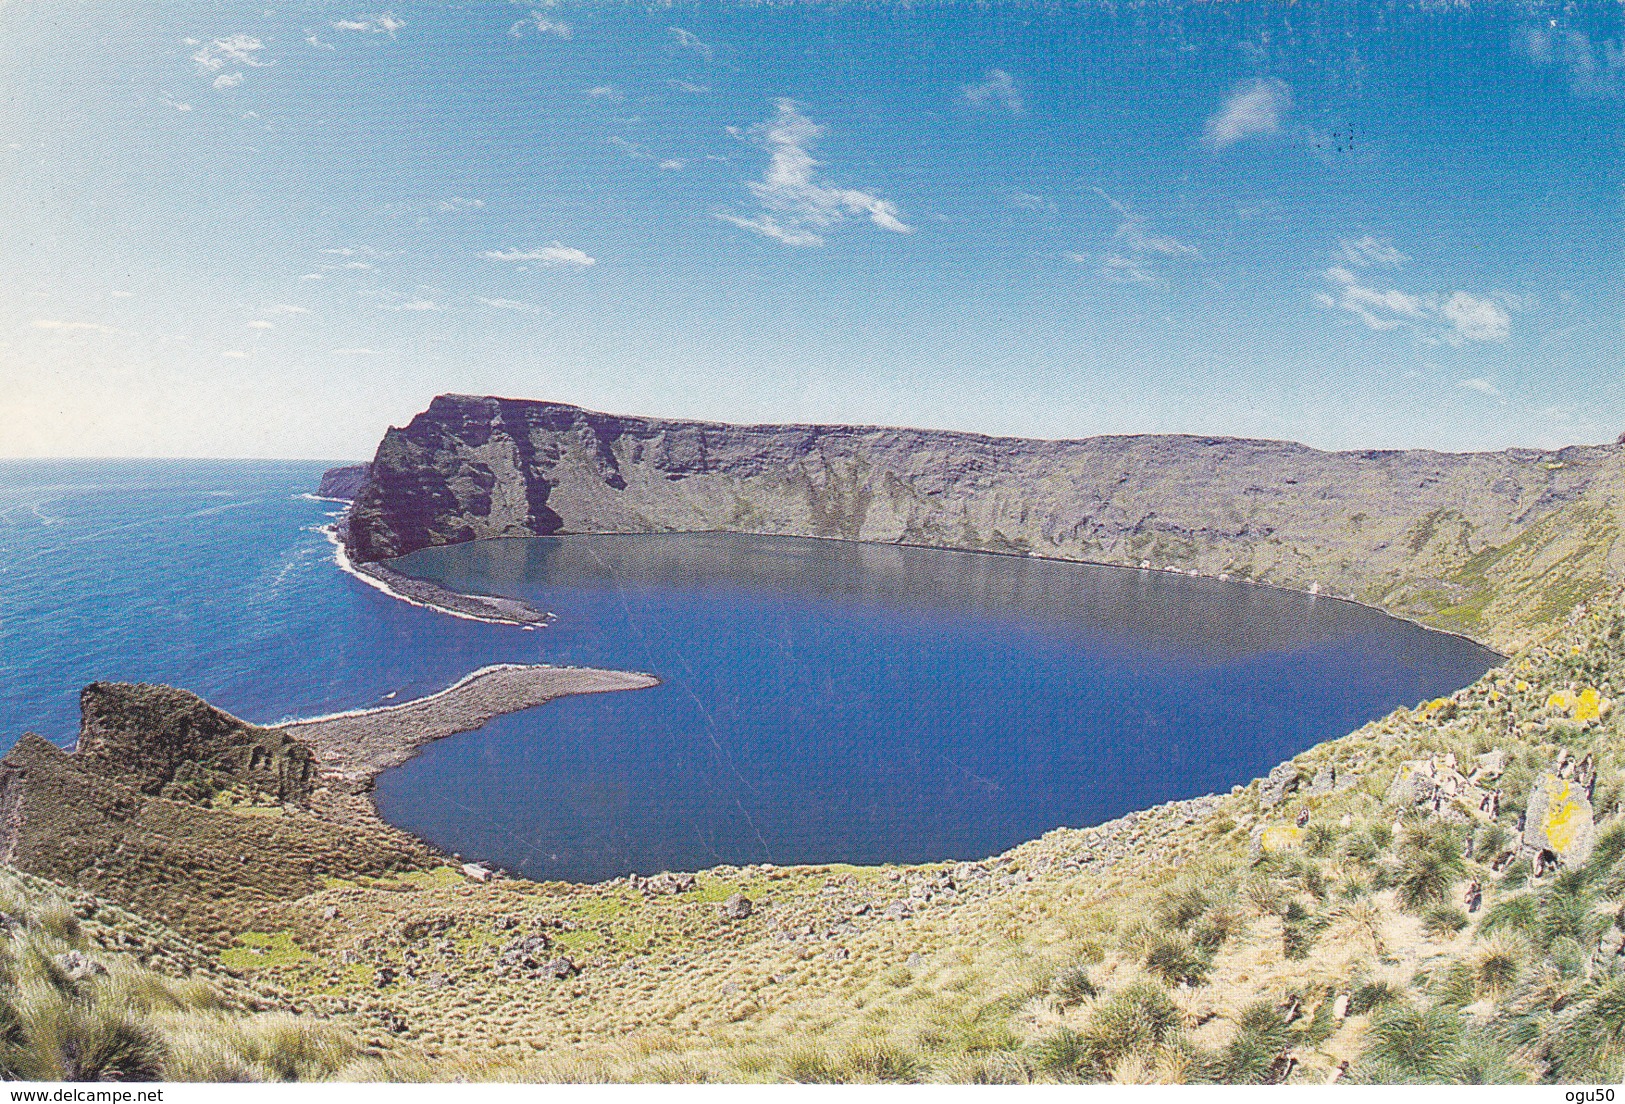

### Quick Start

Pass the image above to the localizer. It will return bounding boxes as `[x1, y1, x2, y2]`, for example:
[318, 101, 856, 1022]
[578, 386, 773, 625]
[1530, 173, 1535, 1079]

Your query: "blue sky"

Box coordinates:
[2, 1, 1622, 459]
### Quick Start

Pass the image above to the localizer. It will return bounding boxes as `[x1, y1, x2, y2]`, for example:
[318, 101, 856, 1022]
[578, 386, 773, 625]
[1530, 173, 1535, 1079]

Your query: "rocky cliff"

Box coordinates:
[317, 463, 370, 501]
[344, 396, 1625, 649]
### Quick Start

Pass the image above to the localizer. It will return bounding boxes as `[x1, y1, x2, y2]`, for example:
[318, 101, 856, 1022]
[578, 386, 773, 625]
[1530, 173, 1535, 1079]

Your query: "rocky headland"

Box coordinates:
[342, 395, 1625, 651]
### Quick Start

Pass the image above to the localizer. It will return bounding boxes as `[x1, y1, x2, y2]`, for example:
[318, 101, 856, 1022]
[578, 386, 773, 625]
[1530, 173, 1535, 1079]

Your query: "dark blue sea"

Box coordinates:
[0, 460, 1499, 882]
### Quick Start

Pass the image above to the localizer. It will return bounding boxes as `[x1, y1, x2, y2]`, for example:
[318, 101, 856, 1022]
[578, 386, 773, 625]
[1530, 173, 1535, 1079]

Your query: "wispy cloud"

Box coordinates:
[1337, 235, 1407, 269]
[191, 33, 271, 89]
[1202, 77, 1290, 148]
[192, 34, 271, 72]
[382, 298, 439, 312]
[481, 245, 595, 267]
[510, 12, 571, 39]
[961, 69, 1023, 114]
[669, 80, 709, 94]
[478, 297, 544, 313]
[1009, 191, 1056, 213]
[333, 13, 404, 36]
[1458, 377, 1505, 398]
[718, 100, 911, 248]
[437, 196, 484, 212]
[1075, 190, 1197, 284]
[1316, 264, 1513, 344]
[246, 320, 274, 329]
[265, 304, 310, 315]
[1441, 291, 1512, 342]
[31, 319, 117, 334]
[669, 27, 714, 62]
[1516, 26, 1625, 98]
[586, 85, 623, 101]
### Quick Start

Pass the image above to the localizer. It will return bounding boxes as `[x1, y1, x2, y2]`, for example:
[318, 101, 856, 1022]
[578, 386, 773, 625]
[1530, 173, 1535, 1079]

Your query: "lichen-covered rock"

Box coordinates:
[1523, 770, 1595, 865]
[1250, 824, 1305, 853]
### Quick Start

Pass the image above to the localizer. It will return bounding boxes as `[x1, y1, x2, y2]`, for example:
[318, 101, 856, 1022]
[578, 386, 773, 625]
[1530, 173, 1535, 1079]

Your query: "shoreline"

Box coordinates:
[322, 522, 551, 628]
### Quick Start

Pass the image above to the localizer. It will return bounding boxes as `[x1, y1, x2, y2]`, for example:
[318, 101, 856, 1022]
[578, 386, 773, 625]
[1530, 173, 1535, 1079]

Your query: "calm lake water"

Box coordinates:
[376, 532, 1499, 881]
[0, 460, 1499, 883]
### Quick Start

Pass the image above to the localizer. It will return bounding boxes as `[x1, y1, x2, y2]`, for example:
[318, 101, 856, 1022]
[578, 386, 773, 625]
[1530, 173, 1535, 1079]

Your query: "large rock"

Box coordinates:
[1259, 763, 1301, 809]
[1523, 771, 1596, 866]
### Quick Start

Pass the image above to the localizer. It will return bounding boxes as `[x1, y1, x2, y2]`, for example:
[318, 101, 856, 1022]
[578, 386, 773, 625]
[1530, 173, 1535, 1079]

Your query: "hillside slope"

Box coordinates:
[346, 396, 1625, 649]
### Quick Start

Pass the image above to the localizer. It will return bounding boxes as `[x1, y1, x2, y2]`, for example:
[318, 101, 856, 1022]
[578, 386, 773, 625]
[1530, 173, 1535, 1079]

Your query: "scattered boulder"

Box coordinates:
[461, 863, 494, 883]
[1471, 749, 1508, 782]
[718, 893, 753, 921]
[631, 871, 696, 896]
[542, 957, 576, 980]
[53, 950, 107, 982]
[1307, 765, 1337, 796]
[1386, 756, 1498, 822]
[883, 901, 913, 921]
[496, 933, 553, 974]
[1259, 763, 1301, 809]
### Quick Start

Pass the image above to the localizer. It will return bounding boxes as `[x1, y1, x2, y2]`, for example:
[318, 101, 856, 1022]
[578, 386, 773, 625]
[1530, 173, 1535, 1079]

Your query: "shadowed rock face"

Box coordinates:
[344, 394, 1625, 649]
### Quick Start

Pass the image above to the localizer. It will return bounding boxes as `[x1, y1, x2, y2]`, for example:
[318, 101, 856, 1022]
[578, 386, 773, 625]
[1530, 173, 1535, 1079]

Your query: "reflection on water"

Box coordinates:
[374, 533, 1500, 882]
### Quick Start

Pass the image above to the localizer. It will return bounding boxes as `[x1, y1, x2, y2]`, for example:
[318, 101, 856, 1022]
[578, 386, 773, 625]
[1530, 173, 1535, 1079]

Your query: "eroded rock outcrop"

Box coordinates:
[343, 395, 1625, 649]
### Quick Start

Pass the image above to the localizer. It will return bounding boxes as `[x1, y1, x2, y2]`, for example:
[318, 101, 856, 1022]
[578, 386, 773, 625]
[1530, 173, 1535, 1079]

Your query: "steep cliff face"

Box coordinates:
[346, 394, 1625, 648]
[317, 463, 371, 501]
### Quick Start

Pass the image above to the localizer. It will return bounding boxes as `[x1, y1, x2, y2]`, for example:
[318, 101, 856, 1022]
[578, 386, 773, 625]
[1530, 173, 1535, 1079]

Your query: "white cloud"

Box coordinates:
[212, 72, 243, 89]
[1317, 264, 1513, 344]
[1337, 235, 1406, 268]
[1516, 26, 1625, 98]
[1458, 377, 1504, 397]
[265, 304, 310, 315]
[669, 80, 709, 94]
[586, 85, 623, 101]
[716, 214, 824, 247]
[333, 13, 404, 35]
[192, 34, 271, 73]
[222, 350, 249, 358]
[1441, 292, 1511, 343]
[481, 245, 595, 267]
[510, 12, 571, 39]
[669, 27, 714, 62]
[1009, 191, 1056, 213]
[1202, 77, 1291, 148]
[478, 297, 544, 313]
[961, 69, 1023, 114]
[31, 319, 116, 333]
[437, 196, 484, 212]
[246, 320, 274, 329]
[332, 347, 385, 355]
[659, 159, 685, 171]
[717, 100, 912, 247]
[383, 298, 439, 312]
[1079, 190, 1197, 283]
[305, 31, 335, 50]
